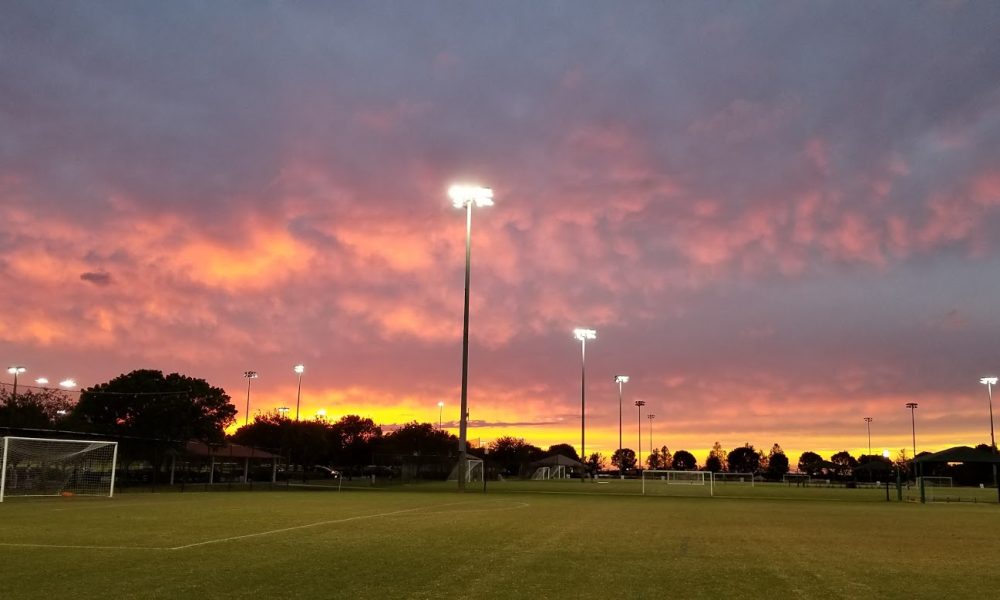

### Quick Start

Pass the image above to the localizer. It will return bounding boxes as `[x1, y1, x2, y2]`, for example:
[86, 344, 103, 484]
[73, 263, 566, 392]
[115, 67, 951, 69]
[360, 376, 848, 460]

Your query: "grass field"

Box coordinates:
[2, 481, 1000, 599]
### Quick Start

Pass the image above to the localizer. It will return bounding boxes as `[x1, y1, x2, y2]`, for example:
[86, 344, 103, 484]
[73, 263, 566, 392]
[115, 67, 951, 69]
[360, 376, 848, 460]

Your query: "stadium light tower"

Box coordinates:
[634, 400, 646, 468]
[243, 371, 258, 426]
[574, 328, 597, 470]
[864, 417, 873, 457]
[437, 401, 445, 429]
[293, 364, 305, 421]
[981, 377, 998, 450]
[905, 402, 918, 459]
[450, 184, 493, 492]
[615, 375, 629, 455]
[647, 413, 656, 459]
[7, 366, 26, 403]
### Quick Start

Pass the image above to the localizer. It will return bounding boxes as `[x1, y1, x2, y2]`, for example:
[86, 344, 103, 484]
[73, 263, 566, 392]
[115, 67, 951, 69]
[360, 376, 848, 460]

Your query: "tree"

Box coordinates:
[329, 415, 382, 471]
[546, 443, 580, 461]
[727, 443, 761, 474]
[73, 369, 236, 442]
[765, 443, 790, 480]
[706, 441, 727, 472]
[232, 411, 330, 473]
[646, 448, 664, 470]
[611, 448, 637, 472]
[798, 451, 823, 475]
[587, 452, 605, 473]
[381, 422, 456, 457]
[830, 450, 858, 478]
[658, 446, 672, 469]
[0, 388, 74, 429]
[893, 448, 911, 477]
[672, 450, 697, 470]
[488, 436, 542, 476]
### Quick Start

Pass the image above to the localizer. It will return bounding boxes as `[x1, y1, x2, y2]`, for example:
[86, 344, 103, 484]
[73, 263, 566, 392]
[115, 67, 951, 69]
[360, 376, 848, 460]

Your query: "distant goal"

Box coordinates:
[1, 437, 118, 502]
[713, 472, 755, 487]
[641, 470, 714, 496]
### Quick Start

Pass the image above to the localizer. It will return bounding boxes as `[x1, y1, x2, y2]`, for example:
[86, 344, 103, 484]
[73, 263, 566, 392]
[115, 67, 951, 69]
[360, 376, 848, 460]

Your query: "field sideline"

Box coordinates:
[2, 483, 999, 599]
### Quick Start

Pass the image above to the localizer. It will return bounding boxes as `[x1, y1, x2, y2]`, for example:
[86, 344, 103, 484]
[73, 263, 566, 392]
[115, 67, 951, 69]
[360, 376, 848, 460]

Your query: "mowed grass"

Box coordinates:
[2, 482, 999, 599]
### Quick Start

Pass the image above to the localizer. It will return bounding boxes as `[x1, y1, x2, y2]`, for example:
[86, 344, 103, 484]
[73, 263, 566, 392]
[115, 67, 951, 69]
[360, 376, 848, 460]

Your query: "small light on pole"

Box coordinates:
[7, 366, 26, 402]
[244, 371, 258, 426]
[450, 183, 493, 493]
[277, 406, 290, 418]
[615, 375, 629, 456]
[437, 401, 444, 429]
[981, 377, 998, 451]
[634, 400, 646, 469]
[863, 417, 873, 457]
[574, 328, 597, 471]
[293, 364, 305, 421]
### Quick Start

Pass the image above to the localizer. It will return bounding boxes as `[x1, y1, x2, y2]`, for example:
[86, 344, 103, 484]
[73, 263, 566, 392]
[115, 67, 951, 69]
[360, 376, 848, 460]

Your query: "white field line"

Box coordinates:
[0, 499, 530, 552]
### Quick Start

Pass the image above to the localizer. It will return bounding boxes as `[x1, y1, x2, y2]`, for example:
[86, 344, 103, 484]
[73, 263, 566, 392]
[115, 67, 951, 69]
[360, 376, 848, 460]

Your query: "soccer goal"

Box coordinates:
[447, 457, 484, 482]
[1, 437, 118, 502]
[550, 465, 567, 479]
[641, 470, 714, 496]
[783, 473, 811, 486]
[917, 476, 953, 488]
[713, 472, 755, 487]
[531, 466, 550, 480]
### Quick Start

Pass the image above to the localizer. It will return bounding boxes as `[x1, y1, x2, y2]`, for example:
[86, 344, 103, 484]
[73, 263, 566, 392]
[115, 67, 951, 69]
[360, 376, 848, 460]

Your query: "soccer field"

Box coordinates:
[2, 483, 999, 599]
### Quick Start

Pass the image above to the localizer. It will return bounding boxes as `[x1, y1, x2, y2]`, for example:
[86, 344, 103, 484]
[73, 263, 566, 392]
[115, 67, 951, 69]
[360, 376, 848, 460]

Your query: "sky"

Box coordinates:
[2, 1, 1000, 463]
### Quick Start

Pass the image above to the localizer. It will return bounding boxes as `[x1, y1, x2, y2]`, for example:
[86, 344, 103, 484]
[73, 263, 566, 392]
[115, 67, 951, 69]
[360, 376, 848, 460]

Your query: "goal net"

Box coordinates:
[1, 437, 118, 502]
[783, 473, 811, 486]
[713, 472, 755, 486]
[531, 466, 550, 480]
[641, 470, 714, 496]
[447, 457, 484, 482]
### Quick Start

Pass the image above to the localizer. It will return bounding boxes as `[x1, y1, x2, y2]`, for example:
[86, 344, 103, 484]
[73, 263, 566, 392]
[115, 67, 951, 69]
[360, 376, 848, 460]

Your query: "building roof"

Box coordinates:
[183, 440, 279, 460]
[913, 446, 1000, 464]
[529, 453, 586, 469]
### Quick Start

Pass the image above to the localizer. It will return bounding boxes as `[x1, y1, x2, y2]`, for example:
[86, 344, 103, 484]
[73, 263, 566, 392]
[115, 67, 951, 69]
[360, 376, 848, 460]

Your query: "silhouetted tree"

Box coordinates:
[798, 451, 823, 475]
[658, 446, 672, 469]
[329, 415, 382, 471]
[830, 450, 858, 478]
[488, 436, 542, 476]
[765, 444, 790, 480]
[706, 441, 727, 472]
[611, 448, 637, 472]
[381, 422, 456, 457]
[232, 411, 330, 472]
[672, 450, 697, 470]
[587, 452, 605, 473]
[647, 448, 665, 470]
[0, 387, 74, 429]
[74, 369, 236, 442]
[546, 443, 580, 461]
[727, 444, 761, 474]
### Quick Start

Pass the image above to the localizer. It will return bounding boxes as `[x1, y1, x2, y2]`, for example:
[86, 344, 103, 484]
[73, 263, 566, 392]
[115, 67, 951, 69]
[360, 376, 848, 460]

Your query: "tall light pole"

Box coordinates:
[905, 402, 918, 459]
[293, 364, 305, 421]
[981, 377, 997, 450]
[277, 406, 290, 418]
[243, 371, 258, 426]
[647, 413, 656, 459]
[7, 366, 26, 403]
[437, 401, 444, 429]
[864, 417, 873, 457]
[450, 184, 493, 492]
[635, 400, 646, 469]
[574, 328, 597, 469]
[615, 375, 629, 456]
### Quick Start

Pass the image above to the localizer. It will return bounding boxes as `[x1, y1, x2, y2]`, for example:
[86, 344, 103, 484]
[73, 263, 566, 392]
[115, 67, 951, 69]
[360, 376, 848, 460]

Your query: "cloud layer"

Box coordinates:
[2, 1, 999, 459]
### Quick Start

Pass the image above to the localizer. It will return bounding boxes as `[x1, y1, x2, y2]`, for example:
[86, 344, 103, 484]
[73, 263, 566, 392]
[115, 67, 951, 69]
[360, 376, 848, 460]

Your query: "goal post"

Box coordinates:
[713, 472, 755, 486]
[641, 470, 714, 496]
[0, 437, 118, 502]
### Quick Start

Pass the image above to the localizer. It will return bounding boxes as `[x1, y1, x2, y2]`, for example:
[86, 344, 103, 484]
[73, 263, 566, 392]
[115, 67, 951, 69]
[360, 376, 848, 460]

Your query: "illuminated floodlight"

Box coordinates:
[59, 379, 76, 388]
[7, 366, 26, 375]
[982, 377, 998, 386]
[35, 377, 49, 385]
[244, 370, 259, 379]
[449, 185, 494, 209]
[615, 375, 630, 384]
[294, 364, 305, 375]
[573, 328, 597, 341]
[882, 449, 890, 458]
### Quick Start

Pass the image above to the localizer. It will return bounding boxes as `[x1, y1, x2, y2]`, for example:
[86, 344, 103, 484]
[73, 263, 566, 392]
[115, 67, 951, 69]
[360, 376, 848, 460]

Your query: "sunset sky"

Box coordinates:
[3, 2, 1000, 463]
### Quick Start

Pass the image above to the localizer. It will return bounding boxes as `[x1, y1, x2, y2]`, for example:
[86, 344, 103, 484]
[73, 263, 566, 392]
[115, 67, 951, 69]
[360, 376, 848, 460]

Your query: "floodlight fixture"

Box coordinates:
[35, 377, 49, 385]
[7, 366, 26, 402]
[294, 364, 305, 375]
[574, 327, 597, 474]
[615, 375, 629, 384]
[635, 399, 646, 468]
[905, 402, 918, 458]
[863, 417, 873, 456]
[882, 449, 890, 459]
[59, 379, 76, 389]
[647, 413, 656, 458]
[7, 366, 26, 375]
[573, 328, 597, 341]
[449, 184, 494, 209]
